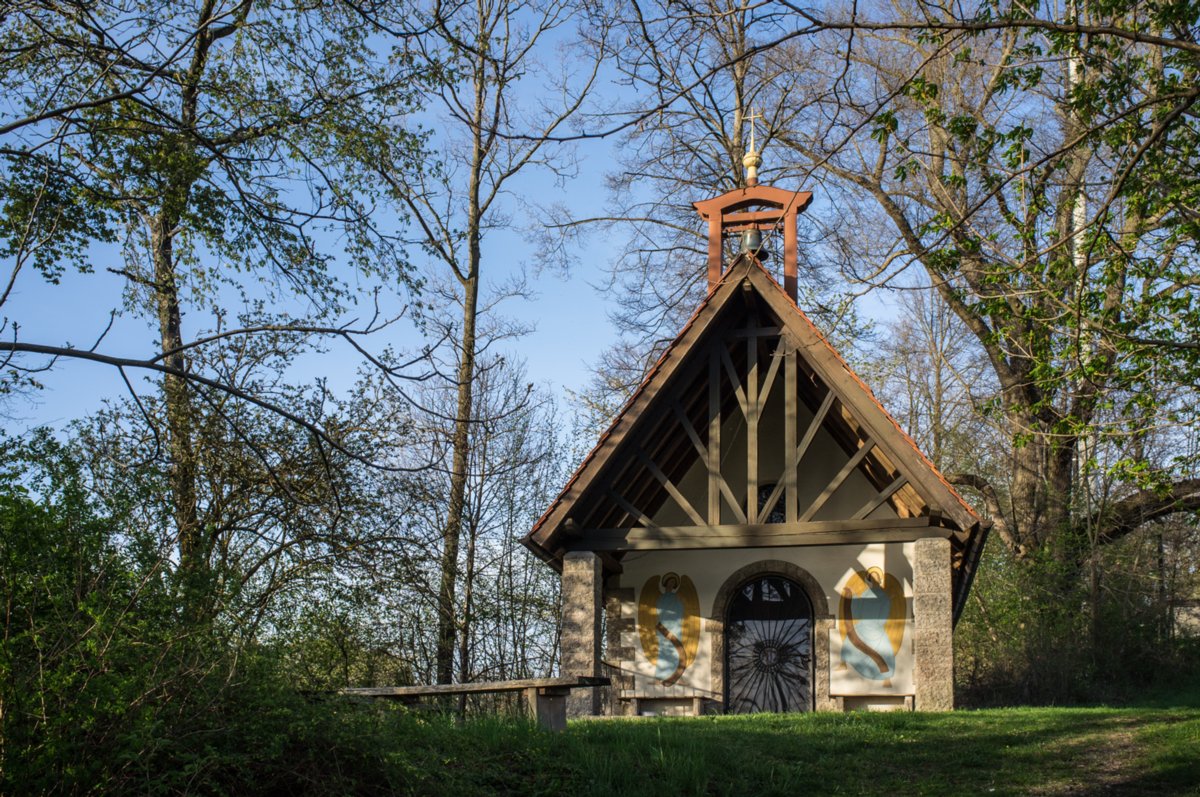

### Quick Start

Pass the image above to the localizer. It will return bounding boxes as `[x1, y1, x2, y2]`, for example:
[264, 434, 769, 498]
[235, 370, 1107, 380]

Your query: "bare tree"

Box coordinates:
[351, 346, 564, 686]
[546, 0, 867, 420]
[372, 0, 602, 682]
[872, 283, 998, 476]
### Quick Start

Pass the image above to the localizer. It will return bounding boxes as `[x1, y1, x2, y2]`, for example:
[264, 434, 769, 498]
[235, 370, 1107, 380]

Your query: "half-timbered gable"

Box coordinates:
[526, 164, 989, 717]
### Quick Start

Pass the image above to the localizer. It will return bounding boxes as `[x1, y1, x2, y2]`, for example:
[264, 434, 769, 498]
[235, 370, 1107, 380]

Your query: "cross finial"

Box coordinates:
[745, 108, 763, 154]
[742, 107, 764, 187]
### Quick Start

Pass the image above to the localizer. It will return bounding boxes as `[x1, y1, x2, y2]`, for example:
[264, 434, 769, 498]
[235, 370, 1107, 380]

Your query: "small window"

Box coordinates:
[756, 483, 786, 523]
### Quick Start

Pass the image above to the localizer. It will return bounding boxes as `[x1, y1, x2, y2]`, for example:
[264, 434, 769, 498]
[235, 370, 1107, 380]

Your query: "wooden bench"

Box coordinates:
[340, 676, 610, 732]
[615, 687, 722, 716]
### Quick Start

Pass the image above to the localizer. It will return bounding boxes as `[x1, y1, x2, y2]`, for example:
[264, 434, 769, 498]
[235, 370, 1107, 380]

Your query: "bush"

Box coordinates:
[0, 434, 413, 795]
[955, 532, 1199, 707]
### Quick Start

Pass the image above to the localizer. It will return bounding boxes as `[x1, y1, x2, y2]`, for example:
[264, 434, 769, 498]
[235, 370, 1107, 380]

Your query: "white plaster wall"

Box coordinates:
[613, 542, 915, 703]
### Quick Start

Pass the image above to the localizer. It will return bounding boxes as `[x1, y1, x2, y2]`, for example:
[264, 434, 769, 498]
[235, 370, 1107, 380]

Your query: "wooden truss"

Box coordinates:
[525, 257, 987, 605]
[564, 307, 940, 554]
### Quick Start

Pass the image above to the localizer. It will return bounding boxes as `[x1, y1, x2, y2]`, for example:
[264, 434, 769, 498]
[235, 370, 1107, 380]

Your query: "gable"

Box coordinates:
[524, 257, 985, 578]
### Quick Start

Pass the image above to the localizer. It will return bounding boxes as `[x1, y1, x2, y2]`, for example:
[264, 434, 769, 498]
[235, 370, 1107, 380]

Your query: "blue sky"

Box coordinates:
[4, 140, 624, 430]
[1, 15, 897, 436]
[4, 141, 897, 434]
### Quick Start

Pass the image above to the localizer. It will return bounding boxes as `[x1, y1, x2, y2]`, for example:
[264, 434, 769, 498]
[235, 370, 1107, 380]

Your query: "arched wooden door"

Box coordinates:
[724, 575, 814, 713]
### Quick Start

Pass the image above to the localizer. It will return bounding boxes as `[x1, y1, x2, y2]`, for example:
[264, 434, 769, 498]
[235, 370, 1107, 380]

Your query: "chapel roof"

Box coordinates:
[524, 195, 990, 621]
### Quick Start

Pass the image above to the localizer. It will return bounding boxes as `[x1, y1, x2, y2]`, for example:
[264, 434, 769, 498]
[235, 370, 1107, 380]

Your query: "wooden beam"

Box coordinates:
[567, 518, 944, 551]
[796, 390, 835, 468]
[720, 480, 749, 524]
[581, 517, 936, 539]
[719, 208, 796, 226]
[784, 348, 798, 523]
[598, 551, 624, 574]
[852, 476, 908, 520]
[707, 215, 722, 288]
[799, 438, 876, 522]
[341, 675, 610, 699]
[759, 387, 835, 522]
[708, 350, 721, 524]
[673, 399, 707, 462]
[729, 326, 783, 338]
[757, 341, 784, 410]
[675, 400, 746, 525]
[636, 447, 705, 526]
[609, 489, 658, 529]
[783, 207, 798, 300]
[720, 346, 748, 419]
[746, 325, 759, 523]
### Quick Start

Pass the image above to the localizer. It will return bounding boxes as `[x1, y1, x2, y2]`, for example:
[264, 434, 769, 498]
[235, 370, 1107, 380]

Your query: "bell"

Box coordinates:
[740, 229, 770, 261]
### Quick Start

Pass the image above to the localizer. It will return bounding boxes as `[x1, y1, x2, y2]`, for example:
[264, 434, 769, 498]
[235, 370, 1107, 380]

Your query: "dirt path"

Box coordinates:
[1031, 715, 1160, 796]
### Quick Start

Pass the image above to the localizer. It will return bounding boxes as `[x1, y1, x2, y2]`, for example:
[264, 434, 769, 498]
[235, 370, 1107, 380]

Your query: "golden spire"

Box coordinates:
[742, 108, 763, 187]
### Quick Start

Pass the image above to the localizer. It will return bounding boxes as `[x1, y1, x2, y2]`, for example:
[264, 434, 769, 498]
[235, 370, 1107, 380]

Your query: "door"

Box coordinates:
[725, 574, 814, 713]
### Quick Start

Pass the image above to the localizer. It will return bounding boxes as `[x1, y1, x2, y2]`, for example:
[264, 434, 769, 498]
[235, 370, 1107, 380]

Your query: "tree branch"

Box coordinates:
[1097, 479, 1200, 545]
[946, 472, 1024, 556]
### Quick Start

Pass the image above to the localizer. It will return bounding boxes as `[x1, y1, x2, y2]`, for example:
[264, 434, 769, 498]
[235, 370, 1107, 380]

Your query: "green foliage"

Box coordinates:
[0, 154, 116, 282]
[955, 531, 1198, 707]
[275, 600, 417, 692]
[0, 432, 176, 793]
[0, 0, 430, 370]
[0, 431, 414, 795]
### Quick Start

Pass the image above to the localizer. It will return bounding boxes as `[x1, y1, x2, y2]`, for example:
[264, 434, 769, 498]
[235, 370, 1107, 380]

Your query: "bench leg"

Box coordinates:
[525, 687, 567, 732]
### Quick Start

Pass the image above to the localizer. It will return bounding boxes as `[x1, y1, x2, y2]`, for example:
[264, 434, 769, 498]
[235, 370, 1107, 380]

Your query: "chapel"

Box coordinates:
[522, 141, 990, 716]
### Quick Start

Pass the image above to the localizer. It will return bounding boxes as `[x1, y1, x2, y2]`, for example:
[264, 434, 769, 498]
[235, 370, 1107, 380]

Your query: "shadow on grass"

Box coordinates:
[317, 699, 1199, 797]
[547, 707, 1200, 797]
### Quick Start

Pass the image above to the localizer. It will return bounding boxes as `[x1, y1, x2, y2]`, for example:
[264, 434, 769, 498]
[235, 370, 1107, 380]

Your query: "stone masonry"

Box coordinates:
[604, 585, 636, 716]
[913, 536, 954, 711]
[561, 551, 602, 716]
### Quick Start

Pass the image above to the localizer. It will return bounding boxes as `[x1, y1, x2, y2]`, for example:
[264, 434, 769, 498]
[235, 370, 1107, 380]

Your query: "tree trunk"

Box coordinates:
[456, 515, 479, 713]
[435, 268, 478, 683]
[151, 217, 202, 577]
[434, 37, 486, 680]
[153, 0, 227, 611]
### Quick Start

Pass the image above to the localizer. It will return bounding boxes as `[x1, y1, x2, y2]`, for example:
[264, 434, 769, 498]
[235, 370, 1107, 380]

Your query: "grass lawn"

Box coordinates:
[369, 689, 1200, 796]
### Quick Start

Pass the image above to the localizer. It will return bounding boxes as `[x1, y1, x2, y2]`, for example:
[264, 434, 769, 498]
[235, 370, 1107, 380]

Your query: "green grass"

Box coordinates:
[364, 690, 1200, 797]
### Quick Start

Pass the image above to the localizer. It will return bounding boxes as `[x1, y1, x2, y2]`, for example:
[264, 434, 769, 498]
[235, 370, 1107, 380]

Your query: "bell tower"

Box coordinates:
[692, 113, 813, 301]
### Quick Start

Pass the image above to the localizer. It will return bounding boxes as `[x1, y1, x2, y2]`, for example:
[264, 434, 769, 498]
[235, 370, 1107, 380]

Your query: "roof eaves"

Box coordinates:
[522, 266, 737, 557]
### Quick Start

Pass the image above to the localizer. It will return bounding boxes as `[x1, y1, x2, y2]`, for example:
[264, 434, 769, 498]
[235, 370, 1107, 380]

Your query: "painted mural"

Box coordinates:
[637, 573, 701, 685]
[831, 567, 912, 694]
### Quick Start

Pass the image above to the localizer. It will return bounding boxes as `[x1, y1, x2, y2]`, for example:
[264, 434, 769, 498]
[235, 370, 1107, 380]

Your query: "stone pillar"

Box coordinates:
[813, 615, 840, 712]
[605, 585, 636, 716]
[561, 551, 602, 717]
[913, 537, 955, 711]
